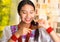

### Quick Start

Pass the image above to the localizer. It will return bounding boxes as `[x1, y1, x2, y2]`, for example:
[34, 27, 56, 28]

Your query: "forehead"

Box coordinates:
[21, 4, 34, 11]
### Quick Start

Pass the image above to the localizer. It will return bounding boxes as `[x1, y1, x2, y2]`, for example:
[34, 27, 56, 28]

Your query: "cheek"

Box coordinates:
[31, 14, 35, 18]
[21, 14, 26, 20]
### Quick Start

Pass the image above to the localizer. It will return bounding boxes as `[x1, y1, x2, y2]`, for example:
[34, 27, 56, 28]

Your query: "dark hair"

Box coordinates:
[31, 20, 39, 41]
[17, 0, 35, 15]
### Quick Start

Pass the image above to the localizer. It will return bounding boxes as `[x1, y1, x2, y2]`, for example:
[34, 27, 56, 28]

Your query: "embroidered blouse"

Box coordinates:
[0, 25, 53, 42]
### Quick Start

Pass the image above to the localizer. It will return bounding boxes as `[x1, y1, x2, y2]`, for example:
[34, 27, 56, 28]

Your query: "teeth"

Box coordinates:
[26, 19, 30, 20]
[25, 18, 31, 21]
[27, 20, 30, 21]
[26, 19, 30, 21]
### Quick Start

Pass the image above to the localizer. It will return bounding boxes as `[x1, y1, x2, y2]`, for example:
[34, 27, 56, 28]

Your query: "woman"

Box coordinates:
[1, 0, 60, 42]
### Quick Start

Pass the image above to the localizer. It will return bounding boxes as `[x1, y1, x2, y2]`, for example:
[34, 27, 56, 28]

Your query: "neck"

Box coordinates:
[19, 21, 30, 28]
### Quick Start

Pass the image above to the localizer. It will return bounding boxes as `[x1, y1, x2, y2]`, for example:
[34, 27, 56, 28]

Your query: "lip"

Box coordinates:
[26, 20, 30, 21]
[25, 19, 31, 22]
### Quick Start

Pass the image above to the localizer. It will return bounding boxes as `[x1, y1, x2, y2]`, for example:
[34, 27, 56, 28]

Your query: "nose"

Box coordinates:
[26, 13, 30, 18]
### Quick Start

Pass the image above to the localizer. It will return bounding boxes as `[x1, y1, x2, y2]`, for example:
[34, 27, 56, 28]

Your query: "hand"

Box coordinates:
[18, 27, 32, 36]
[37, 19, 50, 29]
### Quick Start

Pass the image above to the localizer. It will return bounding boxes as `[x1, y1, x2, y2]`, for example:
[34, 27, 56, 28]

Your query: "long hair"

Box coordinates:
[34, 29, 39, 41]
[31, 20, 39, 41]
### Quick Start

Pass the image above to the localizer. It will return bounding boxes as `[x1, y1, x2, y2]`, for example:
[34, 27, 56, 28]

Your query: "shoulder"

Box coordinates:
[1, 25, 18, 42]
[1, 26, 12, 42]
[3, 25, 18, 38]
[3, 25, 18, 36]
[4, 25, 18, 34]
[4, 25, 18, 31]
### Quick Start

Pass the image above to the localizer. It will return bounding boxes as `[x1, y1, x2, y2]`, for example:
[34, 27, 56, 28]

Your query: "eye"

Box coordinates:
[30, 11, 34, 14]
[23, 11, 27, 14]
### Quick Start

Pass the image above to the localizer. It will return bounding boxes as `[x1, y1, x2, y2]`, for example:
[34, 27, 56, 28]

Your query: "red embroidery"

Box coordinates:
[17, 24, 32, 42]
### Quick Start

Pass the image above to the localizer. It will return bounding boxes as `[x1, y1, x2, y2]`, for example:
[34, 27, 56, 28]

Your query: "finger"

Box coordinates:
[28, 30, 31, 33]
[25, 28, 32, 33]
[28, 29, 32, 33]
[38, 19, 45, 24]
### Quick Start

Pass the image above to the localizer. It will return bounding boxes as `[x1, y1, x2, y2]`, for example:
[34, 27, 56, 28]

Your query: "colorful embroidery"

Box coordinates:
[11, 25, 18, 34]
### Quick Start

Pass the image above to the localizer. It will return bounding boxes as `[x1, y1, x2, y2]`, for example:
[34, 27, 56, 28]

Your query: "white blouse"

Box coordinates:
[0, 25, 53, 42]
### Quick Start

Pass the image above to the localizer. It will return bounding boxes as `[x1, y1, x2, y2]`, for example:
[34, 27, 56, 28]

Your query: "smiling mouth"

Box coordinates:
[25, 19, 31, 21]
[26, 19, 30, 21]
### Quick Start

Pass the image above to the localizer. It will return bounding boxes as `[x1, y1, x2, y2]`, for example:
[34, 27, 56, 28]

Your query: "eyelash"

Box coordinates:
[30, 12, 34, 14]
[22, 12, 34, 14]
[23, 12, 26, 14]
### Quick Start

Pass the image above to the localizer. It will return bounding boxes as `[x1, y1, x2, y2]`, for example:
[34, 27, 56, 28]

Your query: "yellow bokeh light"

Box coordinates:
[2, 0, 11, 5]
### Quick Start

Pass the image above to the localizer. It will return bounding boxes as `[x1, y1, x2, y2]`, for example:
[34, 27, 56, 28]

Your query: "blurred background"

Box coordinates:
[0, 0, 60, 38]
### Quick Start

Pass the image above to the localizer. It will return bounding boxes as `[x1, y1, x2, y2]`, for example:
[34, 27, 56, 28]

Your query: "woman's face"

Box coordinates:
[20, 4, 35, 24]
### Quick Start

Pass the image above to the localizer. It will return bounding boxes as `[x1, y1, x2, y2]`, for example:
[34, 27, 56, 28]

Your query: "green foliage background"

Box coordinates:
[0, 0, 11, 38]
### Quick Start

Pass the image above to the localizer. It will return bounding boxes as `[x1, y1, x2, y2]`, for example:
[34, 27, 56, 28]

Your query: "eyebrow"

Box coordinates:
[21, 10, 35, 12]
